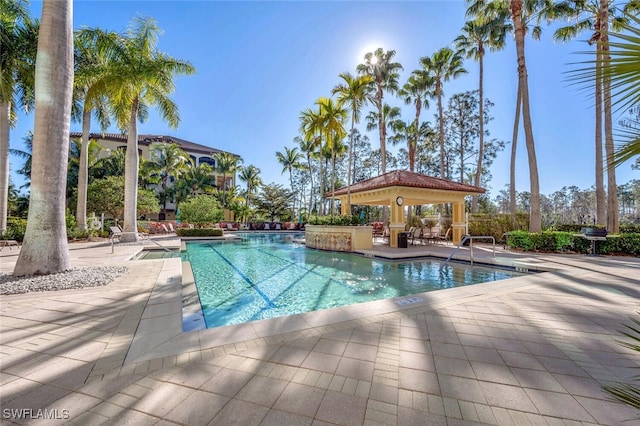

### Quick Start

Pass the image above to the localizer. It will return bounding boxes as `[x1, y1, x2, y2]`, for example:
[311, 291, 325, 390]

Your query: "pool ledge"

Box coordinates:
[120, 254, 582, 369]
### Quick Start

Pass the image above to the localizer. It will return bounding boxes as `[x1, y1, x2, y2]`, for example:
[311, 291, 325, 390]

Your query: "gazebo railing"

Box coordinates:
[440, 235, 496, 268]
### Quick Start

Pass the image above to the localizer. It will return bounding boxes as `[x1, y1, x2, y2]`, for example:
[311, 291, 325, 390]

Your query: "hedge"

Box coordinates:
[175, 228, 223, 237]
[506, 231, 640, 256]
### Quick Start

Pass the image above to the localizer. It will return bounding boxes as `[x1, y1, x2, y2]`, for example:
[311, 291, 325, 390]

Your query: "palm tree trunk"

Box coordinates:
[513, 0, 542, 233]
[472, 50, 484, 213]
[346, 120, 355, 215]
[330, 146, 336, 216]
[306, 154, 314, 217]
[438, 84, 445, 179]
[510, 82, 521, 226]
[595, 43, 606, 225]
[75, 106, 91, 230]
[0, 101, 10, 233]
[14, 0, 73, 276]
[121, 99, 140, 242]
[601, 6, 618, 233]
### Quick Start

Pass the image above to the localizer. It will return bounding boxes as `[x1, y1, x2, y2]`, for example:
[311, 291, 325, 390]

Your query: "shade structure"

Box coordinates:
[327, 170, 485, 247]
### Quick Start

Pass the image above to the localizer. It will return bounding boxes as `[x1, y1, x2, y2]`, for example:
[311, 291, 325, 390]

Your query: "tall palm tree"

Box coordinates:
[214, 151, 241, 209]
[72, 31, 111, 230]
[276, 146, 303, 212]
[332, 72, 373, 214]
[356, 48, 403, 175]
[0, 0, 37, 233]
[552, 0, 634, 230]
[420, 47, 467, 180]
[316, 97, 347, 215]
[398, 70, 434, 173]
[80, 17, 195, 241]
[14, 0, 73, 276]
[455, 16, 508, 212]
[467, 0, 544, 232]
[149, 142, 190, 218]
[172, 162, 215, 206]
[238, 164, 262, 209]
[299, 106, 324, 214]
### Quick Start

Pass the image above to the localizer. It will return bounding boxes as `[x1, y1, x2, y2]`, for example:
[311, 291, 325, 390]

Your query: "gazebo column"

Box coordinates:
[389, 201, 405, 248]
[340, 198, 349, 215]
[452, 201, 466, 245]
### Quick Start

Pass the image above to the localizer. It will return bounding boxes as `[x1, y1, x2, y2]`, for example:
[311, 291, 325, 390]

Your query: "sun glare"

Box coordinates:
[358, 44, 381, 64]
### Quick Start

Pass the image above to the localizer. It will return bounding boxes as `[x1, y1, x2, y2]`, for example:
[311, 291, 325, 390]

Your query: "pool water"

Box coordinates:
[185, 233, 525, 328]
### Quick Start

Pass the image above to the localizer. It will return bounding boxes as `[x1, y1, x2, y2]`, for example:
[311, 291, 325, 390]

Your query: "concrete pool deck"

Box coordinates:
[1, 236, 639, 425]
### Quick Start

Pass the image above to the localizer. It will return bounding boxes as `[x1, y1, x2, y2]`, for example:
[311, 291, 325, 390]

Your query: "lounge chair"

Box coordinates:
[275, 223, 281, 230]
[109, 226, 123, 242]
[409, 227, 423, 245]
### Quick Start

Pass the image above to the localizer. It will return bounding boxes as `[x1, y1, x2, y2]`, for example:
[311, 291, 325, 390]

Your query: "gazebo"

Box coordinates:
[327, 170, 485, 247]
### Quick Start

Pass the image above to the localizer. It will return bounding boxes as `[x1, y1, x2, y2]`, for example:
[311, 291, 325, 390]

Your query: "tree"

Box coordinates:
[14, 0, 73, 276]
[87, 176, 159, 221]
[299, 107, 324, 214]
[172, 162, 215, 206]
[420, 47, 467, 180]
[214, 151, 241, 208]
[238, 164, 262, 210]
[1, 0, 37, 233]
[356, 48, 403, 176]
[80, 17, 195, 242]
[178, 194, 223, 228]
[455, 16, 508, 211]
[398, 70, 434, 173]
[332, 72, 373, 214]
[255, 183, 294, 222]
[72, 31, 112, 231]
[316, 97, 347, 215]
[148, 142, 190, 217]
[275, 146, 303, 211]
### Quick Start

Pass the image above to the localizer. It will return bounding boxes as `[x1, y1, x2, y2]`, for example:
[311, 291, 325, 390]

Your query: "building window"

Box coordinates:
[199, 156, 216, 168]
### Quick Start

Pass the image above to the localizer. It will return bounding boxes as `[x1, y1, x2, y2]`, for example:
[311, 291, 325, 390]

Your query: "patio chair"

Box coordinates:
[109, 226, 123, 242]
[381, 226, 390, 243]
[408, 227, 423, 245]
[275, 223, 281, 230]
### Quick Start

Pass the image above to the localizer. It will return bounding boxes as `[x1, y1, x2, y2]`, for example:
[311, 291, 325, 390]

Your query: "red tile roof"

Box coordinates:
[329, 170, 485, 196]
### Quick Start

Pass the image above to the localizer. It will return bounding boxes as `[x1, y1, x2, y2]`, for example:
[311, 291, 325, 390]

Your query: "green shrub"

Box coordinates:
[468, 213, 529, 242]
[1, 217, 27, 242]
[308, 215, 363, 226]
[178, 195, 224, 228]
[176, 228, 223, 237]
[506, 230, 640, 256]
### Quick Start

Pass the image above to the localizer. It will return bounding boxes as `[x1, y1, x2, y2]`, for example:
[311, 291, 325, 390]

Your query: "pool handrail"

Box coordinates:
[440, 235, 496, 268]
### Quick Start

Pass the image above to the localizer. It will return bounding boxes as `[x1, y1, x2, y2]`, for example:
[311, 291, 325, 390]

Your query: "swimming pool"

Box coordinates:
[185, 233, 525, 328]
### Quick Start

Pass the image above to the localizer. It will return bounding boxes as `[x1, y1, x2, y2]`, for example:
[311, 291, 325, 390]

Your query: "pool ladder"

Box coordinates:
[440, 235, 496, 269]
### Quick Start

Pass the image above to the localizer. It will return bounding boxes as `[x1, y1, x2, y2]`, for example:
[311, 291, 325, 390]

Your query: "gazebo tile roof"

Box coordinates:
[330, 170, 485, 196]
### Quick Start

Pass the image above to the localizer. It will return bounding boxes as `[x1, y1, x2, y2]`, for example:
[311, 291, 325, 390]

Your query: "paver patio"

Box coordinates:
[1, 236, 638, 425]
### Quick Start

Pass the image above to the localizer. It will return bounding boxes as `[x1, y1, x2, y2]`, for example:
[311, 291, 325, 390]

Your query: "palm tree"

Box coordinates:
[332, 72, 373, 214]
[356, 48, 403, 175]
[552, 0, 635, 230]
[0, 0, 37, 233]
[148, 142, 190, 218]
[214, 151, 241, 209]
[14, 0, 73, 276]
[420, 47, 467, 180]
[276, 146, 303, 212]
[238, 164, 262, 210]
[299, 107, 324, 214]
[80, 17, 195, 241]
[172, 162, 215, 206]
[72, 30, 112, 230]
[316, 97, 347, 215]
[467, 0, 543, 232]
[455, 16, 508, 212]
[398, 70, 434, 173]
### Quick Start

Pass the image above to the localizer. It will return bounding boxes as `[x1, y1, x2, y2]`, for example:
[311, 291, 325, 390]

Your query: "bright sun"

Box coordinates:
[358, 44, 381, 63]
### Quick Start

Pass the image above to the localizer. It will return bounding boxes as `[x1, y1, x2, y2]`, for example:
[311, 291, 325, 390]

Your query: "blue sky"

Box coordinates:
[10, 0, 638, 199]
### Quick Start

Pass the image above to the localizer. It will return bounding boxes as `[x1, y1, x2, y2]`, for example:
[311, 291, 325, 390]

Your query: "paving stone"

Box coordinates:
[398, 367, 440, 394]
[272, 382, 324, 417]
[235, 375, 288, 407]
[164, 389, 228, 425]
[209, 399, 269, 425]
[315, 390, 366, 426]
